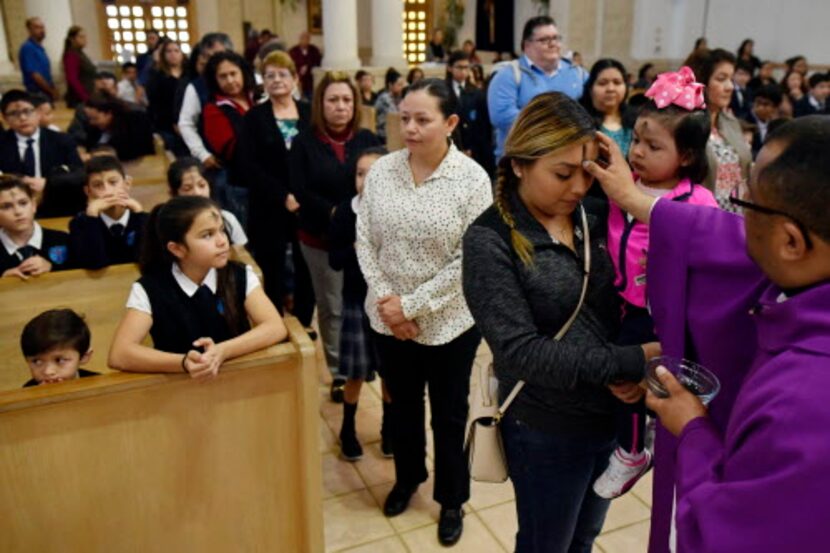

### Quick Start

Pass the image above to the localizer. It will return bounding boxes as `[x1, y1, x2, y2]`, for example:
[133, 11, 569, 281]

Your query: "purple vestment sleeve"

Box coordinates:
[645, 200, 767, 553]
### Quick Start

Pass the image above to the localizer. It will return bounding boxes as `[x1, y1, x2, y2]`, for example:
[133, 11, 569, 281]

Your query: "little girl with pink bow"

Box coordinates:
[592, 66, 719, 500]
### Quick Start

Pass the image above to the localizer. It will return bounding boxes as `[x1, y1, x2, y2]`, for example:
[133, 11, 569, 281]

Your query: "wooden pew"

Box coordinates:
[0, 318, 323, 553]
[386, 111, 404, 152]
[359, 105, 377, 133]
[0, 264, 138, 390]
[0, 255, 263, 391]
[121, 135, 171, 186]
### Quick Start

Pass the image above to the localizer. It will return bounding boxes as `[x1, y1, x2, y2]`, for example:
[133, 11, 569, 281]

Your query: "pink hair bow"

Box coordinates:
[645, 66, 706, 110]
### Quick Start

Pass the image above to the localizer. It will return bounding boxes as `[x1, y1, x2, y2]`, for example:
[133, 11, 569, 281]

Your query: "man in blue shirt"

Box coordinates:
[487, 16, 587, 159]
[18, 18, 58, 100]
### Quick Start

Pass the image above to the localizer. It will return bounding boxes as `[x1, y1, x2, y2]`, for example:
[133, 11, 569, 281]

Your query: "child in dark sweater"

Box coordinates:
[21, 309, 98, 387]
[0, 176, 72, 279]
[69, 155, 148, 269]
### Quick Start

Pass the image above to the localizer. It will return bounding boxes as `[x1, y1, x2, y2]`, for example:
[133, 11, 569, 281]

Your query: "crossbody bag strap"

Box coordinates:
[496, 205, 592, 420]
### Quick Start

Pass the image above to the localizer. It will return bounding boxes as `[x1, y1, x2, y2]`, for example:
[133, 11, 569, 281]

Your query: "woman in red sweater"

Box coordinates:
[202, 50, 257, 225]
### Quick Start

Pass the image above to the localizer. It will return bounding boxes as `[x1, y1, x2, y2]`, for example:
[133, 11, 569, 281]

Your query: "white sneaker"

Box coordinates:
[593, 448, 652, 499]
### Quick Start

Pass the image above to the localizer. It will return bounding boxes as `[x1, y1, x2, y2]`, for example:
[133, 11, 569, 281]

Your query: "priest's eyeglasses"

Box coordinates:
[728, 195, 814, 250]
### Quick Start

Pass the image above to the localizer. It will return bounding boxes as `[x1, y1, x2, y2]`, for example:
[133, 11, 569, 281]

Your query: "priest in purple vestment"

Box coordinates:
[582, 115, 830, 553]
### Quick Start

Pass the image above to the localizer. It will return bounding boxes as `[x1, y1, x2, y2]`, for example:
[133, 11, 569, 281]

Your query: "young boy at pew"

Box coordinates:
[30, 92, 61, 132]
[108, 196, 286, 378]
[0, 176, 72, 279]
[21, 308, 97, 387]
[69, 155, 148, 269]
[166, 157, 248, 249]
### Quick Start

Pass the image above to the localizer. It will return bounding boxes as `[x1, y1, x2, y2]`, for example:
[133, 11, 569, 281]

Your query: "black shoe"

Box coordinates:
[339, 433, 363, 461]
[383, 483, 418, 517]
[380, 435, 394, 458]
[305, 327, 318, 341]
[330, 377, 346, 403]
[437, 508, 464, 546]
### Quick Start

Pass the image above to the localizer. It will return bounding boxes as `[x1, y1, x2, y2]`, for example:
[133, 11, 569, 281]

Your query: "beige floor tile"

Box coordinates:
[468, 479, 516, 511]
[368, 476, 441, 532]
[595, 520, 650, 553]
[320, 416, 338, 454]
[399, 512, 506, 552]
[323, 489, 396, 552]
[631, 471, 653, 507]
[324, 404, 385, 446]
[337, 535, 408, 553]
[322, 452, 366, 499]
[353, 443, 396, 487]
[601, 493, 652, 533]
[476, 501, 517, 551]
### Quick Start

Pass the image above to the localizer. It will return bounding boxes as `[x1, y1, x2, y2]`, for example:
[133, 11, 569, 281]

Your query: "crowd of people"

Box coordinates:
[3, 12, 830, 553]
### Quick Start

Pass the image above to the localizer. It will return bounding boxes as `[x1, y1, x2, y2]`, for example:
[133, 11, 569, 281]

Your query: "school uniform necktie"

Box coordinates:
[110, 223, 125, 238]
[22, 138, 36, 177]
[16, 245, 37, 260]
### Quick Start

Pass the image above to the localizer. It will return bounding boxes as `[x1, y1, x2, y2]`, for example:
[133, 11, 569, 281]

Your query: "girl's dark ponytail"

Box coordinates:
[139, 203, 169, 276]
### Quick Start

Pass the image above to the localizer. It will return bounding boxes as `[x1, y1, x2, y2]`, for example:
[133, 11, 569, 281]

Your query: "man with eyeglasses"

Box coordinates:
[583, 116, 830, 552]
[0, 90, 85, 218]
[487, 15, 587, 159]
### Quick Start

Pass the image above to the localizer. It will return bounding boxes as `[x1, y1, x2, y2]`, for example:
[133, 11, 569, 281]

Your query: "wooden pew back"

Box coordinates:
[0, 319, 323, 552]
[359, 105, 377, 133]
[0, 265, 138, 390]
[385, 111, 404, 151]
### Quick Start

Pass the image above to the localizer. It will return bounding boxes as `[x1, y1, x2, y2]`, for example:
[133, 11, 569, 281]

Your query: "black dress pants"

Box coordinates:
[374, 326, 481, 508]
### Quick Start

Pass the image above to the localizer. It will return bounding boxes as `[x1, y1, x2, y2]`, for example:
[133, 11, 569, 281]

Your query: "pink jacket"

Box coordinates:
[607, 177, 718, 308]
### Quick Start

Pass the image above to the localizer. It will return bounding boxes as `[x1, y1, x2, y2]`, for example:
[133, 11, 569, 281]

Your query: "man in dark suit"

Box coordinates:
[0, 89, 85, 218]
[793, 73, 829, 117]
[446, 50, 495, 175]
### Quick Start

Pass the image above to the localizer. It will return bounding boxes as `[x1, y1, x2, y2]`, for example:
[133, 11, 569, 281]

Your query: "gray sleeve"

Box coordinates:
[462, 225, 644, 390]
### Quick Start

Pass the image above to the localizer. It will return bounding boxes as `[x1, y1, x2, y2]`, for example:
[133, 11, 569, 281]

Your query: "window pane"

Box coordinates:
[134, 19, 145, 29]
[182, 43, 191, 54]
[179, 31, 190, 43]
[178, 20, 188, 29]
[137, 43, 148, 54]
[176, 7, 187, 17]
[136, 31, 146, 42]
[119, 6, 130, 16]
[108, 18, 119, 29]
[167, 31, 178, 41]
[121, 19, 132, 29]
[153, 19, 163, 29]
[113, 31, 121, 41]
[123, 31, 134, 42]
[164, 7, 174, 17]
[132, 6, 143, 17]
[151, 7, 162, 17]
[106, 6, 117, 17]
[165, 19, 175, 30]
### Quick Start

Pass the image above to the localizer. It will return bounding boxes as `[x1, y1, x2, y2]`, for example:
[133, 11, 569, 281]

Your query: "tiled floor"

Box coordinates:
[315, 341, 652, 553]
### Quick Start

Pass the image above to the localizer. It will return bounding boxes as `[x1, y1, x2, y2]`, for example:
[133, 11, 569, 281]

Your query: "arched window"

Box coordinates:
[403, 0, 431, 65]
[99, 1, 195, 62]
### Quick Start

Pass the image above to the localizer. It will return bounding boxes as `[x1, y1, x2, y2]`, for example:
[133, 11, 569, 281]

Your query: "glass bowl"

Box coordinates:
[645, 356, 721, 406]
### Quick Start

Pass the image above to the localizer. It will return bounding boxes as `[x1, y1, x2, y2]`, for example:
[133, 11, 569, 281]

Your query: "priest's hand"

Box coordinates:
[646, 366, 707, 436]
[582, 132, 655, 224]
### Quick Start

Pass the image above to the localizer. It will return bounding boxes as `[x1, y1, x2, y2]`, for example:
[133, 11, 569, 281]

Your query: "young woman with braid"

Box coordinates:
[462, 92, 661, 553]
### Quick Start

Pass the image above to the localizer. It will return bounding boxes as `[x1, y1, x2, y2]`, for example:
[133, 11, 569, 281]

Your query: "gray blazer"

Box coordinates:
[703, 110, 752, 193]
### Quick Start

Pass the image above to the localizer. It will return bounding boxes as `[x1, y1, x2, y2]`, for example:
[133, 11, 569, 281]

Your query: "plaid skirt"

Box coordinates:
[339, 296, 381, 381]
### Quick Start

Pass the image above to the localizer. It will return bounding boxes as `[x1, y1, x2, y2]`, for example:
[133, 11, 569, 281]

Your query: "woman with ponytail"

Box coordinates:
[461, 92, 661, 553]
[108, 196, 286, 378]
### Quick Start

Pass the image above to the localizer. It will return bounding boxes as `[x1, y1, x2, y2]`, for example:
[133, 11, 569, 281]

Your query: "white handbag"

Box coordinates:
[465, 205, 592, 483]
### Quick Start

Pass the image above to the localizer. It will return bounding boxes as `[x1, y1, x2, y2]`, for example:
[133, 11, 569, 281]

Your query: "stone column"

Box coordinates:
[24, 0, 74, 72]
[371, 0, 403, 67]
[322, 0, 361, 69]
[0, 8, 16, 73]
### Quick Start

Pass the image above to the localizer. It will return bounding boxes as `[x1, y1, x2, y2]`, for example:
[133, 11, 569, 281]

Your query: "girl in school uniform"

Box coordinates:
[108, 195, 286, 377]
[166, 156, 249, 249]
[328, 146, 391, 461]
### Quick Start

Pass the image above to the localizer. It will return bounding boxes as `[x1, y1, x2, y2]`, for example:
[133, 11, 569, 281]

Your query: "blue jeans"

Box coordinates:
[501, 415, 614, 553]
